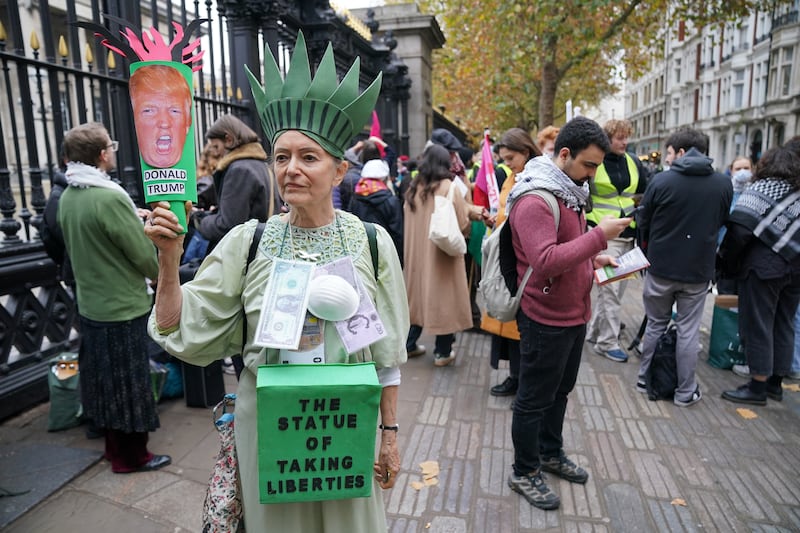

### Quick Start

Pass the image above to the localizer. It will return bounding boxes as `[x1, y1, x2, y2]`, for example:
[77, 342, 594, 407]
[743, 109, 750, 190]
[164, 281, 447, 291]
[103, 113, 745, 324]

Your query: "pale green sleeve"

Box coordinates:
[361, 223, 410, 369]
[148, 221, 256, 367]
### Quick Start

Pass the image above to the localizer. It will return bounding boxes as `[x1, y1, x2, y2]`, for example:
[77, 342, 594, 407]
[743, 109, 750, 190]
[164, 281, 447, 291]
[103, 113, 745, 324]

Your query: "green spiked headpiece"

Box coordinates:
[246, 31, 382, 159]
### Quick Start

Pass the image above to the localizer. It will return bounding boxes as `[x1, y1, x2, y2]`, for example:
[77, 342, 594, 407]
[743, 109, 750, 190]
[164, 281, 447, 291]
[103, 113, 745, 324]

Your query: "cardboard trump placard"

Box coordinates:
[256, 363, 381, 504]
[76, 16, 207, 232]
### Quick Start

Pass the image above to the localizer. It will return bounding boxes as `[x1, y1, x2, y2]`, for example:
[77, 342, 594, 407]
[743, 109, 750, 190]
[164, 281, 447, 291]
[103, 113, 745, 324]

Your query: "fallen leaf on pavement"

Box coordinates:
[411, 461, 441, 490]
[783, 383, 800, 392]
[420, 461, 440, 477]
[736, 408, 758, 419]
[671, 498, 687, 506]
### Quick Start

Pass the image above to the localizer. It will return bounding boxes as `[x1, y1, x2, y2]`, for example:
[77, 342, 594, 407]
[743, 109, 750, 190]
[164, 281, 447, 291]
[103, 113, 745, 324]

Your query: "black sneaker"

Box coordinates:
[636, 379, 647, 393]
[507, 471, 560, 510]
[540, 455, 589, 484]
[491, 376, 518, 396]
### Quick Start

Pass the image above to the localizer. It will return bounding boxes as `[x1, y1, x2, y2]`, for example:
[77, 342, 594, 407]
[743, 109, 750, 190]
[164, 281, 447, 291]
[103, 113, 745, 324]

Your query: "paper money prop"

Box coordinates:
[254, 256, 387, 356]
[74, 16, 207, 232]
[254, 259, 317, 350]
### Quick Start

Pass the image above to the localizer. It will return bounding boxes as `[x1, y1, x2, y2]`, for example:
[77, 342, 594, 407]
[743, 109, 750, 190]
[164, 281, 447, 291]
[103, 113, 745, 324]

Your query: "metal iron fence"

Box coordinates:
[0, 0, 409, 421]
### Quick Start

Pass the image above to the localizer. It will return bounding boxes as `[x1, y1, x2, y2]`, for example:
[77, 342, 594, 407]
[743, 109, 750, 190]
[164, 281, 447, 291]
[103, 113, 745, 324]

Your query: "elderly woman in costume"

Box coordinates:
[145, 33, 408, 531]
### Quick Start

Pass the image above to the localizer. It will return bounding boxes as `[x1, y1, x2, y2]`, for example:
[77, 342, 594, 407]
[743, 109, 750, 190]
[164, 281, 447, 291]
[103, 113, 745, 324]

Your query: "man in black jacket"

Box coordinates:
[635, 127, 732, 407]
[41, 165, 75, 288]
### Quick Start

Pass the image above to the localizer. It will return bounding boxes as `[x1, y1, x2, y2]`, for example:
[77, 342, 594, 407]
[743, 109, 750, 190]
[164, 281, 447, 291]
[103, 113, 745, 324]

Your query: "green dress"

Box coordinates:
[149, 212, 409, 532]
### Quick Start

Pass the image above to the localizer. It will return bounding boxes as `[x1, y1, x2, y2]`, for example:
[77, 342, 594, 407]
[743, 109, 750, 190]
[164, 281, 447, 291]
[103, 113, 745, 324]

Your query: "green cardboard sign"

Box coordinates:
[256, 363, 381, 504]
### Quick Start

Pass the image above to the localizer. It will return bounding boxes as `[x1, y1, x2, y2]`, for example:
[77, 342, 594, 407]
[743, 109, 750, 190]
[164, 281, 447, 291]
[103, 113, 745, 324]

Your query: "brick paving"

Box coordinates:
[3, 277, 800, 532]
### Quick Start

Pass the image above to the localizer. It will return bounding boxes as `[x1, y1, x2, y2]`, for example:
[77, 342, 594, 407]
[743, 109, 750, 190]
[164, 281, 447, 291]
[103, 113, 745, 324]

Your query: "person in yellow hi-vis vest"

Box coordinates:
[585, 119, 650, 363]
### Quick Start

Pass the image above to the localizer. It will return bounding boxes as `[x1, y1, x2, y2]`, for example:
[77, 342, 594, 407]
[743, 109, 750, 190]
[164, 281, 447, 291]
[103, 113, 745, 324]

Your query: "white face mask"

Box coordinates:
[307, 274, 360, 322]
[732, 169, 752, 184]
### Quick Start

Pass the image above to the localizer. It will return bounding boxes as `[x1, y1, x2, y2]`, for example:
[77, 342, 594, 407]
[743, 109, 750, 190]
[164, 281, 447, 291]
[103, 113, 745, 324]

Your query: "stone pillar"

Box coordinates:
[351, 4, 445, 159]
[222, 0, 271, 127]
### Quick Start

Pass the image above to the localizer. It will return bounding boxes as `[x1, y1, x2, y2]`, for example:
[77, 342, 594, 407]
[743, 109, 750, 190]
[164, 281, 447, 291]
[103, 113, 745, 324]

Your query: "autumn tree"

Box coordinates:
[414, 0, 788, 135]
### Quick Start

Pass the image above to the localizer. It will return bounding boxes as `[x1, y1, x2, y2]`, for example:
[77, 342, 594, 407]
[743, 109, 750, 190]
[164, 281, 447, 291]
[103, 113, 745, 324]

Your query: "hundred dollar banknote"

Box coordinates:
[254, 259, 315, 349]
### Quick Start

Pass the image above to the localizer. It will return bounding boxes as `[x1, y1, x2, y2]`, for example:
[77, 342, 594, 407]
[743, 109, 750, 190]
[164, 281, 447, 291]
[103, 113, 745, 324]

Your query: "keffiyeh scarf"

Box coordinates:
[729, 178, 800, 262]
[506, 155, 589, 215]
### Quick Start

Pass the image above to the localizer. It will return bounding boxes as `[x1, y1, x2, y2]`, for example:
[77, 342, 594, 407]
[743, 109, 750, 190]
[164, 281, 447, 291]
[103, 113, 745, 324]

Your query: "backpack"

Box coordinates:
[41, 181, 67, 265]
[478, 189, 560, 322]
[646, 325, 678, 400]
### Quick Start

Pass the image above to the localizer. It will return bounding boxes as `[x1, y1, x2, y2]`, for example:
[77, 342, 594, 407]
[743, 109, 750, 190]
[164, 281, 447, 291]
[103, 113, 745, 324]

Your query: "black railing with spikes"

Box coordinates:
[0, 0, 408, 421]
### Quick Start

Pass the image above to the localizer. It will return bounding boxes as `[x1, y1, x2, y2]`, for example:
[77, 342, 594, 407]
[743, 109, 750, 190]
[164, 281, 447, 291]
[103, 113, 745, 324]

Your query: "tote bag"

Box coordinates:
[428, 181, 466, 256]
[708, 304, 745, 369]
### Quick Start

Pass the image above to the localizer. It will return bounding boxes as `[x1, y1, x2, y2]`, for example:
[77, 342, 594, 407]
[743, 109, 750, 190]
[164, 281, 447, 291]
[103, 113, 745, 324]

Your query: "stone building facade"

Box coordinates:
[626, 2, 799, 169]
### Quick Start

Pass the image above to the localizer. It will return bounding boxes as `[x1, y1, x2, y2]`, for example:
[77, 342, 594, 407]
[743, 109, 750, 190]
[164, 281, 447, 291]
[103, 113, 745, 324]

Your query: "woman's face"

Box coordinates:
[273, 131, 346, 209]
[498, 147, 529, 174]
[731, 158, 752, 173]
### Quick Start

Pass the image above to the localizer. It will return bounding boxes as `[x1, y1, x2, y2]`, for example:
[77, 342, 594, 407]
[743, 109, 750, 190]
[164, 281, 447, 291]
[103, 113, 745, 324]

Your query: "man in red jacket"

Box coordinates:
[505, 117, 631, 510]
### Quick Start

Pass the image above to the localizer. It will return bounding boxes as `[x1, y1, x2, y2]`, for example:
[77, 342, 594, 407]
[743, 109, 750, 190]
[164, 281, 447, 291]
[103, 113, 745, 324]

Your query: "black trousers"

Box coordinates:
[512, 312, 584, 474]
[738, 271, 800, 376]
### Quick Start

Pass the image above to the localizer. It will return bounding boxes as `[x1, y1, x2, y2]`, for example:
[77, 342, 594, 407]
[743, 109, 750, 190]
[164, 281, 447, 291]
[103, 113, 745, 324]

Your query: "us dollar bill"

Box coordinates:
[254, 259, 316, 349]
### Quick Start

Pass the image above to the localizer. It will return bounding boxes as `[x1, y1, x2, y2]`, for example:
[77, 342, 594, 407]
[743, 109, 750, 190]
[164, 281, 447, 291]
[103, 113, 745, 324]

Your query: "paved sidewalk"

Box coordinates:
[3, 277, 800, 532]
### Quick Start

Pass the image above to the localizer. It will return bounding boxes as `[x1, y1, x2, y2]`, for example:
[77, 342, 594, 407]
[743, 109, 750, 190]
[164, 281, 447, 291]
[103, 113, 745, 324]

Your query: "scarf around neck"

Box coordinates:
[65, 161, 136, 213]
[355, 177, 388, 196]
[506, 155, 589, 215]
[729, 177, 800, 262]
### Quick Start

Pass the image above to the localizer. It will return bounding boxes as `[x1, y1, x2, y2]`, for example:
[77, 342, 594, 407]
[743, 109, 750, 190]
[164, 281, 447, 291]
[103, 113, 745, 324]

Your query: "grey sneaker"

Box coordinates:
[674, 387, 702, 407]
[540, 455, 589, 484]
[507, 471, 560, 510]
[636, 379, 647, 393]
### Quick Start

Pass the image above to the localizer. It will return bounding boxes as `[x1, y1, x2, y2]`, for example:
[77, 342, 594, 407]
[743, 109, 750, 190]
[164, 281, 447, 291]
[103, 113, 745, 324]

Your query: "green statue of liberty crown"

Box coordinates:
[246, 31, 382, 159]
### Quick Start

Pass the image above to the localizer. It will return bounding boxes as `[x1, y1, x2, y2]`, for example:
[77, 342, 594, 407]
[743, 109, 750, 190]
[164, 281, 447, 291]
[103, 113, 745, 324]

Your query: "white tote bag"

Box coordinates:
[428, 181, 466, 256]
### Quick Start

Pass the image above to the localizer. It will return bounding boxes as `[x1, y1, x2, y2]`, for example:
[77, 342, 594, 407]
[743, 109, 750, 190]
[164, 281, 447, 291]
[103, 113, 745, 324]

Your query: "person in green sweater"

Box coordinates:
[58, 122, 170, 473]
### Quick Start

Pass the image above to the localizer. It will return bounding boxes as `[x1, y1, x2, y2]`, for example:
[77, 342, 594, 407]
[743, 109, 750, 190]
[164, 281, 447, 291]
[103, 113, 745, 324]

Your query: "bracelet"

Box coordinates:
[379, 424, 399, 432]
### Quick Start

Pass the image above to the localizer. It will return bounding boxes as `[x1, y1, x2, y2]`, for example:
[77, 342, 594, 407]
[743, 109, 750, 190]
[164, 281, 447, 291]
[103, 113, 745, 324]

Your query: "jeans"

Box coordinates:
[406, 325, 454, 355]
[793, 307, 800, 373]
[512, 312, 584, 475]
[183, 232, 209, 263]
